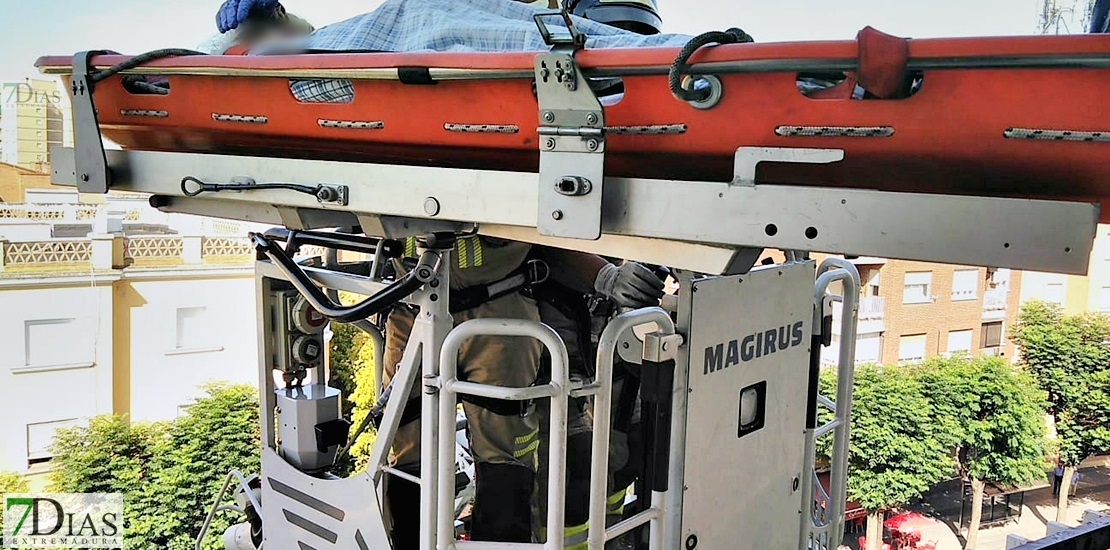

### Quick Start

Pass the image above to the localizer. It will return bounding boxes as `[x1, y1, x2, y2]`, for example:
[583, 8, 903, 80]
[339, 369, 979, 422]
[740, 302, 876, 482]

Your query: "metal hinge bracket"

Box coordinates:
[534, 11, 605, 240]
[71, 51, 112, 194]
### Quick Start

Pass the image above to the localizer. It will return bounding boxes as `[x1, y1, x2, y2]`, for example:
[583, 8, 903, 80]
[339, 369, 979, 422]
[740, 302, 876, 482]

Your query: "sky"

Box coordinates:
[0, 0, 1081, 82]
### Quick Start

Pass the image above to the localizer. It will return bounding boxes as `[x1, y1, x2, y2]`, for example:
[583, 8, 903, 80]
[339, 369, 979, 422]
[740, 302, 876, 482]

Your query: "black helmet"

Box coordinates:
[567, 0, 662, 36]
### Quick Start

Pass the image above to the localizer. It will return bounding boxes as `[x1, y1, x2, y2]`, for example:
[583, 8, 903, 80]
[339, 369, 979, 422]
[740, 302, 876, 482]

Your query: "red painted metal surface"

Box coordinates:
[36, 33, 1110, 220]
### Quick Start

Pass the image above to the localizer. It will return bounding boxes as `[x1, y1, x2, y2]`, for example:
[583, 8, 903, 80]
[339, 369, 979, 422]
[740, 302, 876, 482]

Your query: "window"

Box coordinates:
[952, 270, 979, 301]
[175, 307, 214, 350]
[947, 329, 973, 355]
[856, 333, 882, 364]
[899, 334, 927, 363]
[866, 272, 881, 297]
[1044, 282, 1065, 306]
[981, 322, 1003, 349]
[27, 419, 78, 461]
[23, 319, 94, 369]
[1099, 286, 1110, 313]
[903, 272, 932, 304]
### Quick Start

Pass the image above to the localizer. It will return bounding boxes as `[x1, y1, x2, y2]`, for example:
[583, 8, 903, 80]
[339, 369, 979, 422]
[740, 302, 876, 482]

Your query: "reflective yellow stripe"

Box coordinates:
[515, 427, 540, 445]
[457, 237, 470, 268]
[514, 439, 540, 459]
[564, 522, 589, 549]
[607, 490, 627, 506]
[607, 489, 627, 516]
[472, 237, 483, 267]
[404, 237, 417, 258]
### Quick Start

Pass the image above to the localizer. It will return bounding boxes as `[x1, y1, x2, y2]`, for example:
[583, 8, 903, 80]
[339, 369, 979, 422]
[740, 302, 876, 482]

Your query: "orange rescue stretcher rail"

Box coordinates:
[35, 31, 1110, 223]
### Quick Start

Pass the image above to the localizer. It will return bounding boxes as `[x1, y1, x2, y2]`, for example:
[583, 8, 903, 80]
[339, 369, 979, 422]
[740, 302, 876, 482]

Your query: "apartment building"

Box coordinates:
[0, 79, 73, 171]
[1020, 225, 1110, 315]
[0, 161, 53, 202]
[827, 257, 1022, 366]
[0, 196, 262, 476]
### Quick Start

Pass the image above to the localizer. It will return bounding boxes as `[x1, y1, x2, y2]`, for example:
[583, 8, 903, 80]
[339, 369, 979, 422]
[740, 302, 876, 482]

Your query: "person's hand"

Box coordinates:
[594, 262, 665, 309]
[217, 0, 282, 33]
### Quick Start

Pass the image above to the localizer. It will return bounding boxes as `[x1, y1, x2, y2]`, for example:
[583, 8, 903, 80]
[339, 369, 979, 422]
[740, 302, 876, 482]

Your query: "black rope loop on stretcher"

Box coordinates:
[669, 28, 754, 102]
[90, 48, 205, 83]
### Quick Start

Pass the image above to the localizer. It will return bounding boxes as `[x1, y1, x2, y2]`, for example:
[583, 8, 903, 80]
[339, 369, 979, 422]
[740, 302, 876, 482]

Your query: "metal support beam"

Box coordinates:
[51, 147, 1098, 274]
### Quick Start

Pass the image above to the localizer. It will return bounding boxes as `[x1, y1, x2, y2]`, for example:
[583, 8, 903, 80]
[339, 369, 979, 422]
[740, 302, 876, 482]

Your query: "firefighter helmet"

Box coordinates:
[566, 0, 663, 36]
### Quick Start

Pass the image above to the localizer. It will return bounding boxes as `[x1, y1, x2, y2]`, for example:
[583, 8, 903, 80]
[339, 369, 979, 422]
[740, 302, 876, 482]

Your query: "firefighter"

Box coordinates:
[528, 248, 665, 549]
[380, 237, 663, 548]
[560, 1, 665, 543]
[566, 0, 663, 35]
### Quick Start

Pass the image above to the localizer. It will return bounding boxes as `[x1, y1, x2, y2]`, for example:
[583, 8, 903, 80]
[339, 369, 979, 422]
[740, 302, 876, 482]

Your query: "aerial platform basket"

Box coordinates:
[36, 23, 1110, 276]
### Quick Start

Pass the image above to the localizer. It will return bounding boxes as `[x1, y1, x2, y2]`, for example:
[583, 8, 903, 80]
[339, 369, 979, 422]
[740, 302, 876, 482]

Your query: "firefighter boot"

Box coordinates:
[472, 462, 535, 542]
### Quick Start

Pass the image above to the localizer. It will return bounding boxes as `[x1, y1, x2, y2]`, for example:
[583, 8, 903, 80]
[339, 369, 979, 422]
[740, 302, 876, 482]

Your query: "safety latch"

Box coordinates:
[533, 11, 605, 240]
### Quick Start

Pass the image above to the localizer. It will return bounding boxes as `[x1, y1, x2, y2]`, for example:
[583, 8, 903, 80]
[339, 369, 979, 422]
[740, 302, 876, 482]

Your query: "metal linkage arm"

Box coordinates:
[251, 232, 439, 322]
[263, 227, 403, 259]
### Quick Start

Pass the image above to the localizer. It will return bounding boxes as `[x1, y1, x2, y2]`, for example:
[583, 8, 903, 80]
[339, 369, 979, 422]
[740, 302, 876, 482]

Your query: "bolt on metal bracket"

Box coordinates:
[534, 11, 605, 240]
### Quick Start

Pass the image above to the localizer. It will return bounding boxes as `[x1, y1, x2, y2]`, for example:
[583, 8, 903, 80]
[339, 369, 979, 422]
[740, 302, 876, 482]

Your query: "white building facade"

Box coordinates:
[0, 194, 263, 474]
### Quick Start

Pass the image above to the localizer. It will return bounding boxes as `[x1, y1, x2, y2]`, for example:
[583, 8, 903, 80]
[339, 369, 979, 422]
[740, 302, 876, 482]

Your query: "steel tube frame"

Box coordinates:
[435, 319, 571, 550]
[798, 259, 861, 549]
[587, 308, 678, 549]
[37, 52, 1110, 80]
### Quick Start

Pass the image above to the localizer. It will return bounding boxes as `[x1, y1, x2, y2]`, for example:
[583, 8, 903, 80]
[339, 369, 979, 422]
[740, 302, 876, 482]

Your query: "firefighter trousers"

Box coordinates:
[382, 292, 543, 545]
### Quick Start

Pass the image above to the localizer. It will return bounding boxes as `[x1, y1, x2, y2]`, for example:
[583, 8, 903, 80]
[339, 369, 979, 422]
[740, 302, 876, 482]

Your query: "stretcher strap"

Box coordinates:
[855, 26, 910, 99]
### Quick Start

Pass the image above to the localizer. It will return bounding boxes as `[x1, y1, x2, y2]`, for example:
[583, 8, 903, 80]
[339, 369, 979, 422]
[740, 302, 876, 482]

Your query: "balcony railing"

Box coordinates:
[0, 203, 100, 222]
[983, 288, 1008, 312]
[0, 236, 254, 274]
[858, 296, 885, 320]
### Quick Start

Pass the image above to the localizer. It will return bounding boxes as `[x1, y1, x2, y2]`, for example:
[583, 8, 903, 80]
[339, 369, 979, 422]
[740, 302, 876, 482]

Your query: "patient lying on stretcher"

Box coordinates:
[186, 0, 918, 103]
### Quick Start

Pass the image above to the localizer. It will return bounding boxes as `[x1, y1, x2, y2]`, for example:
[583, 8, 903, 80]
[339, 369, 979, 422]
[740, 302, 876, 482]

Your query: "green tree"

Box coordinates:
[0, 470, 31, 533]
[328, 320, 379, 473]
[50, 414, 165, 550]
[346, 330, 379, 471]
[50, 385, 260, 550]
[915, 356, 1048, 549]
[50, 415, 163, 496]
[821, 365, 955, 550]
[329, 321, 366, 418]
[1011, 301, 1110, 521]
[130, 383, 261, 550]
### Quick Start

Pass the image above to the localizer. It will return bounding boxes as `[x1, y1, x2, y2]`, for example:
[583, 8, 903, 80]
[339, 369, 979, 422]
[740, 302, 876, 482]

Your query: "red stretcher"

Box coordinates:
[36, 29, 1110, 219]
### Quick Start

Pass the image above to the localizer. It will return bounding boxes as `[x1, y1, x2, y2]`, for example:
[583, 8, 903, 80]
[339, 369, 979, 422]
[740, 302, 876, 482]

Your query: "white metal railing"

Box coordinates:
[983, 288, 1008, 311]
[800, 258, 861, 550]
[437, 320, 571, 550]
[434, 310, 679, 550]
[857, 296, 885, 320]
